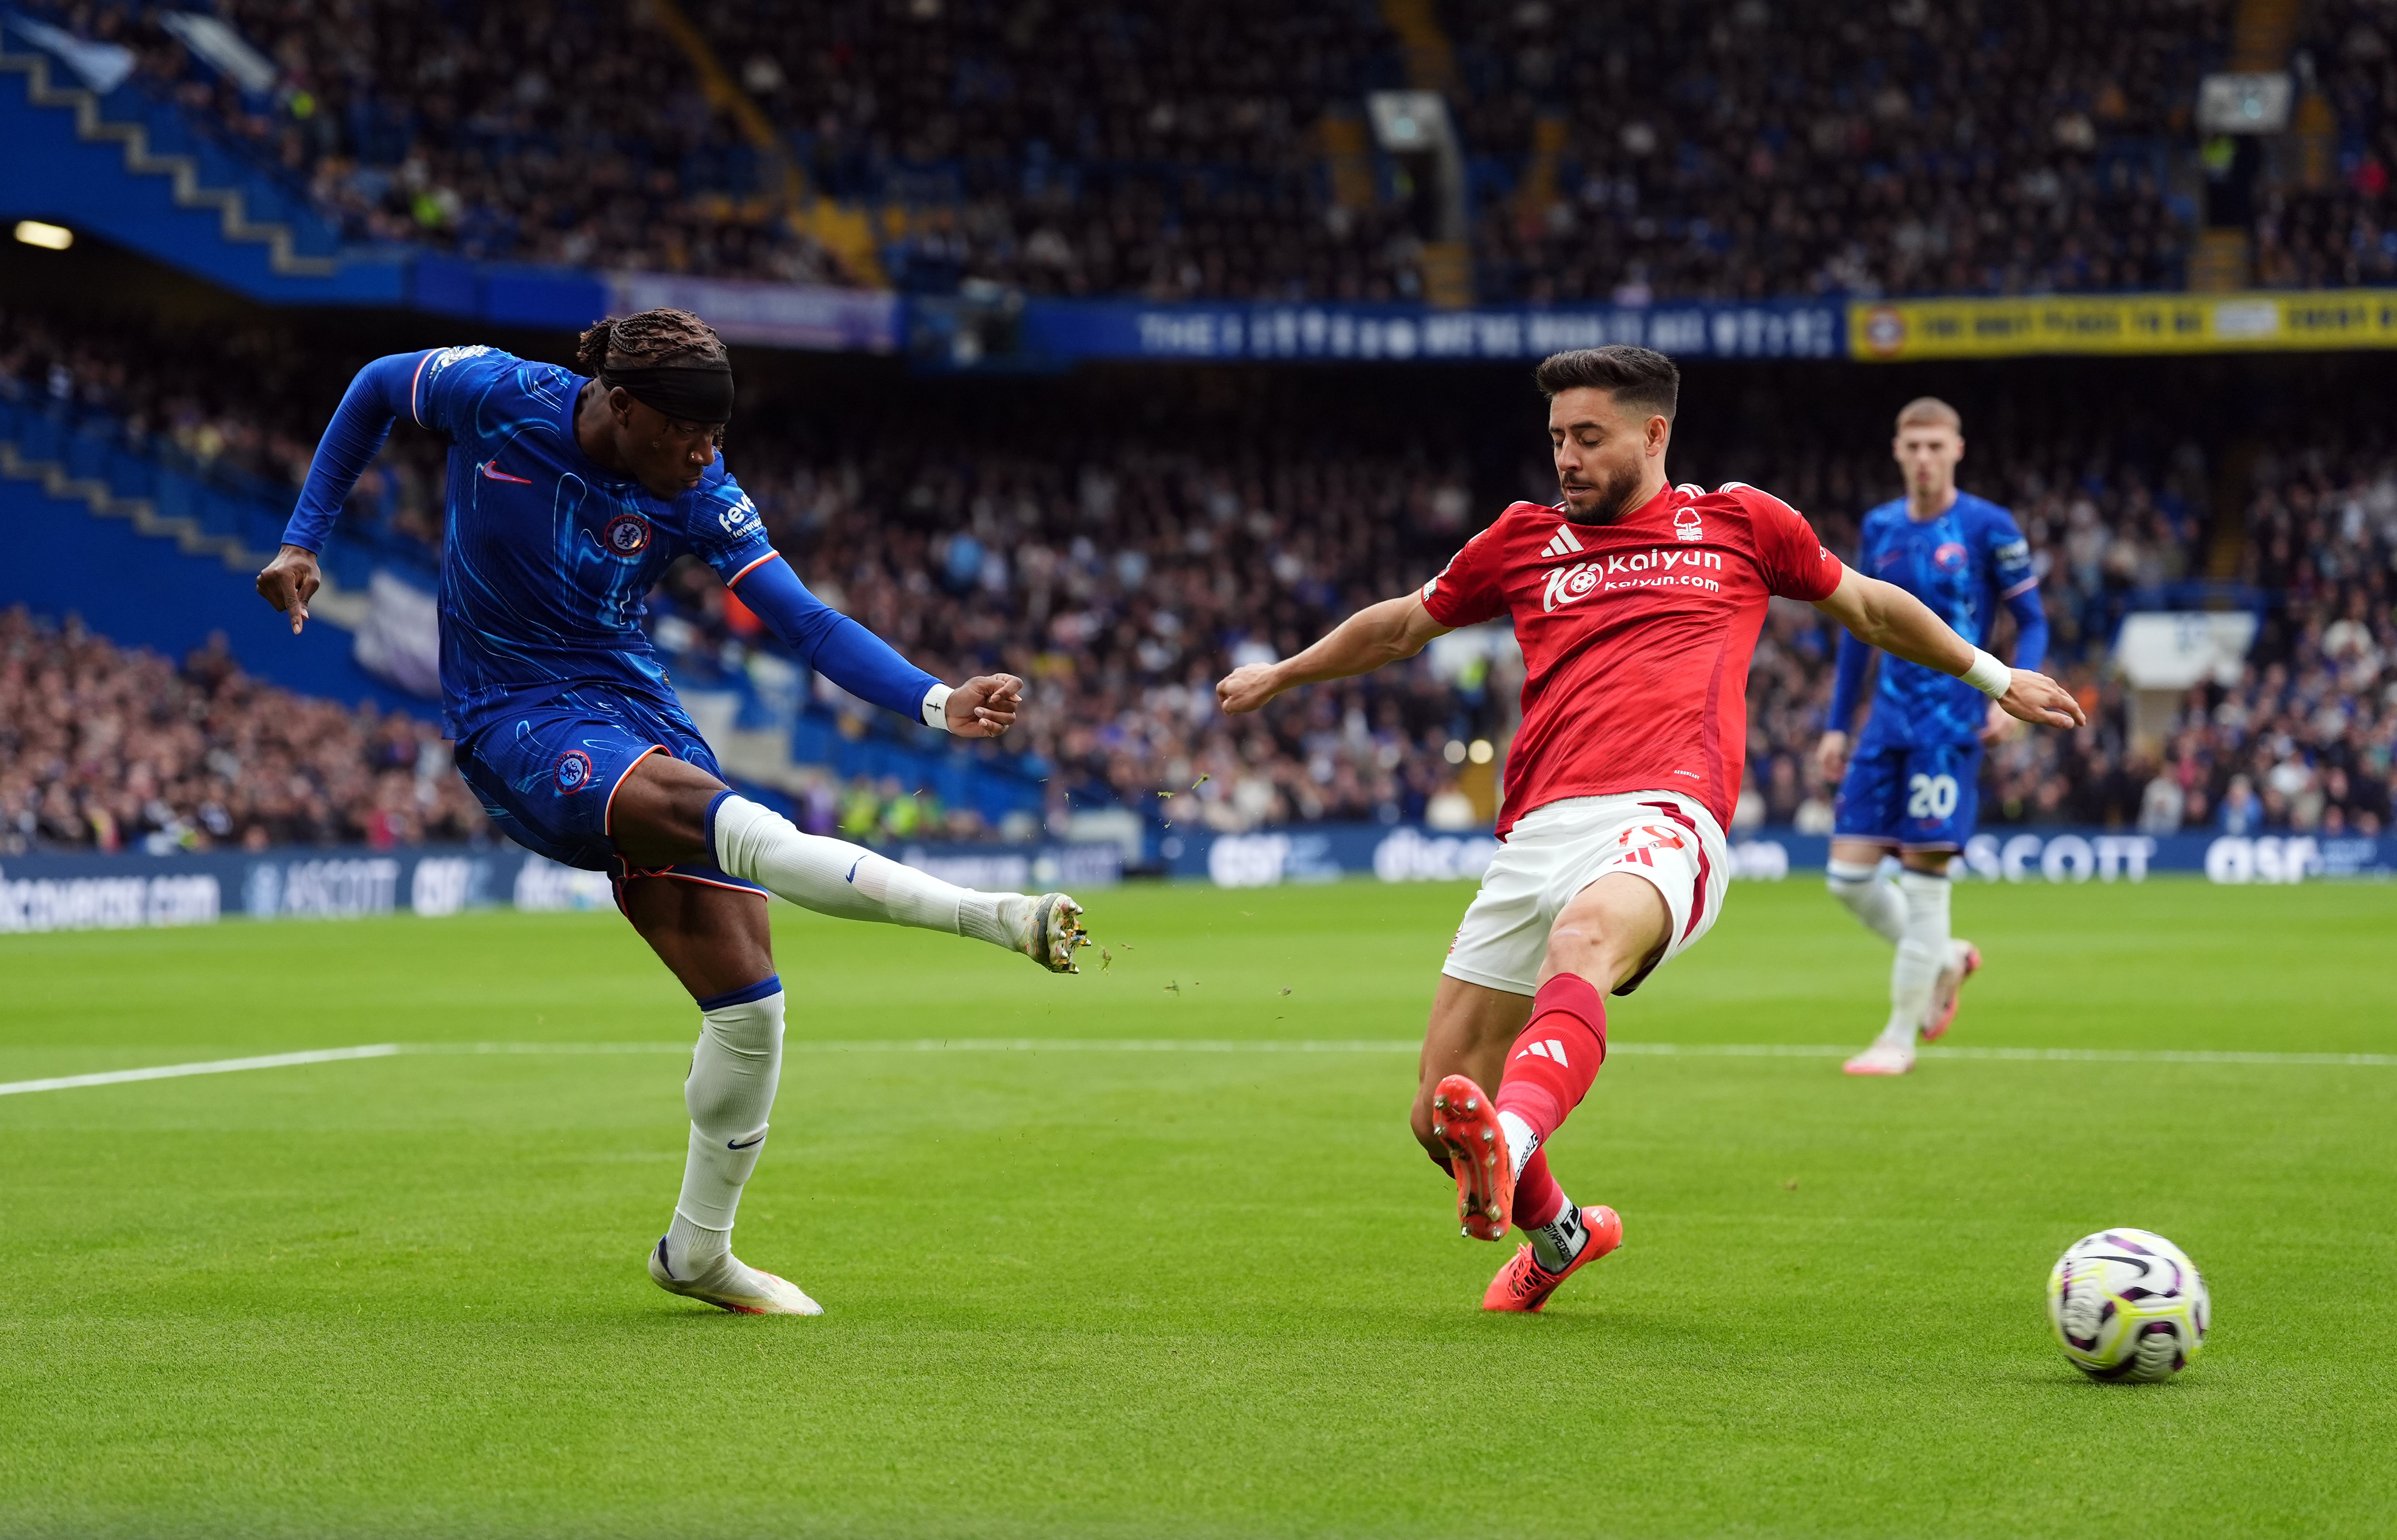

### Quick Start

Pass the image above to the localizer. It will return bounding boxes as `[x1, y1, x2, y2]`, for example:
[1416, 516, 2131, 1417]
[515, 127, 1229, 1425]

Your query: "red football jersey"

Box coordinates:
[1421, 480, 1845, 836]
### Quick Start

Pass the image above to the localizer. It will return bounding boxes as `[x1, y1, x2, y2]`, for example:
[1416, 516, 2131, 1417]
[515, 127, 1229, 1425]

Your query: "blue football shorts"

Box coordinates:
[453, 690, 767, 907]
[1833, 738, 1984, 850]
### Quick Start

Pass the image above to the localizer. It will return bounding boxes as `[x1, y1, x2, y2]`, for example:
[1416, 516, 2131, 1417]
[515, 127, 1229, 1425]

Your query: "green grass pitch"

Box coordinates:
[1, 876, 2391, 1538]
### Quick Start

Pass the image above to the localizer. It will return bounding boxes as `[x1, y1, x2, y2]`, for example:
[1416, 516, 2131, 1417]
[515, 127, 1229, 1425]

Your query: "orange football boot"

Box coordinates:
[1431, 1073, 1514, 1240]
[1483, 1205, 1625, 1312]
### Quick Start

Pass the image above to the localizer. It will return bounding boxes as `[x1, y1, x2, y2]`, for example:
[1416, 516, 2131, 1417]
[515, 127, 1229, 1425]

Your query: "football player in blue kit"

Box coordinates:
[1814, 397, 2049, 1075]
[255, 308, 1088, 1314]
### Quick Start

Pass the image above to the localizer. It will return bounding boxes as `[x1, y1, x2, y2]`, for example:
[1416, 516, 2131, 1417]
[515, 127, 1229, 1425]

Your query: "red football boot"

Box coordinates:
[1431, 1073, 1514, 1240]
[1482, 1206, 1625, 1312]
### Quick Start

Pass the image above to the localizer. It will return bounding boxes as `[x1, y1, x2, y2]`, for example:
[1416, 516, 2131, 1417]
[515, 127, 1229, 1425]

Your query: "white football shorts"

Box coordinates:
[1441, 790, 1732, 998]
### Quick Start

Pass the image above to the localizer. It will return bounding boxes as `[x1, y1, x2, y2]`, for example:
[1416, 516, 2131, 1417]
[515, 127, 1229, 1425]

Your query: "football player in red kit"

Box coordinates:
[1216, 346, 2083, 1312]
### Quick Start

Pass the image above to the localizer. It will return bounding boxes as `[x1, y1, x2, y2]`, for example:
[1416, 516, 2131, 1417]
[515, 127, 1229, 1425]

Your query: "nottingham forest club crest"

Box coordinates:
[604, 513, 652, 556]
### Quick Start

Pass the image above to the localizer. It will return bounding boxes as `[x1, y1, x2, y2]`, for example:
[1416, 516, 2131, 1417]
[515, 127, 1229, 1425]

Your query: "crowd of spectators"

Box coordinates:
[694, 0, 1426, 300]
[1452, 0, 2223, 302]
[31, 0, 2397, 306]
[6, 304, 2390, 853]
[34, 0, 854, 279]
[0, 306, 450, 558]
[0, 611, 486, 859]
[2259, 0, 2397, 289]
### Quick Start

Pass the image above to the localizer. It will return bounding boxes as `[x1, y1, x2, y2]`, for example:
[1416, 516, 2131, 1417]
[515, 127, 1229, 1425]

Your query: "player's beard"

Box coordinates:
[1561, 461, 1645, 525]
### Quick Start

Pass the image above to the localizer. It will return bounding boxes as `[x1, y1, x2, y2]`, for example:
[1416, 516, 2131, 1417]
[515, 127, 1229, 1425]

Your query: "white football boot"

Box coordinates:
[1922, 940, 1982, 1043]
[648, 1238, 823, 1315]
[1008, 892, 1089, 973]
[1842, 1036, 1917, 1076]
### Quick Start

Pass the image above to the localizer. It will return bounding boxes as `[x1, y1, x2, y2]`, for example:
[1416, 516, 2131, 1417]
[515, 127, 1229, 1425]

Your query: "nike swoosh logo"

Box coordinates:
[845, 859, 863, 883]
[480, 460, 533, 484]
[727, 1133, 767, 1150]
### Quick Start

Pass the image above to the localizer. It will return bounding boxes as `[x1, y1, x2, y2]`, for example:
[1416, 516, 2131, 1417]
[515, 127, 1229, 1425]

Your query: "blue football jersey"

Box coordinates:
[406, 346, 775, 739]
[1853, 491, 2037, 748]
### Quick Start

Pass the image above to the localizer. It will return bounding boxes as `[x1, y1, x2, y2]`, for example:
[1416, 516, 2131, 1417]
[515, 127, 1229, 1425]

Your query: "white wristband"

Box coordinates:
[1960, 648, 2011, 699]
[921, 682, 953, 731]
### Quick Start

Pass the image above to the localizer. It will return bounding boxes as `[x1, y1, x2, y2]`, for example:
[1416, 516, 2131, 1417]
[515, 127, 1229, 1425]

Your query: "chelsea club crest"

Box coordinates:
[604, 513, 652, 556]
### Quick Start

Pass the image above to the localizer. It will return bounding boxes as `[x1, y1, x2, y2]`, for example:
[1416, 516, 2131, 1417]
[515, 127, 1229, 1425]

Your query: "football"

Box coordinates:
[2047, 1229, 2211, 1382]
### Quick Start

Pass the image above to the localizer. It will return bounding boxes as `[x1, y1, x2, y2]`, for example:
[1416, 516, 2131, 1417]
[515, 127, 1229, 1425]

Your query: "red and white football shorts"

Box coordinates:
[1441, 791, 1731, 998]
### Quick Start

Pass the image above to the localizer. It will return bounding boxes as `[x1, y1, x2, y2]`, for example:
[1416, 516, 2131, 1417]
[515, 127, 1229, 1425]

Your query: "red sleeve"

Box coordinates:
[1420, 518, 1508, 627]
[1736, 486, 1845, 601]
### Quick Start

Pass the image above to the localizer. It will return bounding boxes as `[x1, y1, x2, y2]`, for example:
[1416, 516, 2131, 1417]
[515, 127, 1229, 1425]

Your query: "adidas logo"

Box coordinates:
[1516, 1037, 1571, 1066]
[1538, 525, 1586, 560]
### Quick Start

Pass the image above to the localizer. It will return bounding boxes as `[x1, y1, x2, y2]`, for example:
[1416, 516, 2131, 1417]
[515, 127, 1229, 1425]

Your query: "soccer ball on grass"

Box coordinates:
[2046, 1229, 2209, 1382]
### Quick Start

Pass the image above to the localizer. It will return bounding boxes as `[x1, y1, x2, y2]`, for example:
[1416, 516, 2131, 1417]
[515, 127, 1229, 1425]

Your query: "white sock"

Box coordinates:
[1497, 1110, 1539, 1181]
[1528, 1198, 1588, 1271]
[1827, 859, 1905, 947]
[710, 793, 1024, 946]
[1882, 869, 1951, 1045]
[668, 983, 784, 1274]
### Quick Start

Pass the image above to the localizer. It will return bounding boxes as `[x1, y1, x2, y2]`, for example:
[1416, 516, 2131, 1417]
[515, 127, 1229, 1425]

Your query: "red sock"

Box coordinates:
[1514, 1147, 1567, 1229]
[1496, 973, 1608, 1143]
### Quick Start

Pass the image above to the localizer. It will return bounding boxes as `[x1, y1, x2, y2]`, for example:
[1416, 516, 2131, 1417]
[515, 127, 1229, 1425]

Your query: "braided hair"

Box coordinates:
[574, 307, 728, 375]
[575, 308, 730, 443]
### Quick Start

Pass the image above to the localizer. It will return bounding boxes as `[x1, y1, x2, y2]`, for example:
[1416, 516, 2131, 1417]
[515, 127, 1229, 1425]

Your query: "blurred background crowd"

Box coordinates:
[3, 0, 2392, 859]
[18, 0, 2397, 300]
[6, 297, 2390, 858]
[0, 608, 484, 858]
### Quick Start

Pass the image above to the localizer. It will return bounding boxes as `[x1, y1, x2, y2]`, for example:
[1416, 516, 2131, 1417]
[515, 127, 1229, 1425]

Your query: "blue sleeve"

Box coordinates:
[733, 555, 940, 722]
[2004, 584, 2048, 671]
[1984, 508, 2046, 669]
[280, 351, 428, 553]
[1827, 628, 1872, 733]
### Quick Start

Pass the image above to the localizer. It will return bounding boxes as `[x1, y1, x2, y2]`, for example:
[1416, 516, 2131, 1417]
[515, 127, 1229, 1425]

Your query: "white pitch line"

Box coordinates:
[0, 1044, 401, 1098]
[7, 1038, 2386, 1100]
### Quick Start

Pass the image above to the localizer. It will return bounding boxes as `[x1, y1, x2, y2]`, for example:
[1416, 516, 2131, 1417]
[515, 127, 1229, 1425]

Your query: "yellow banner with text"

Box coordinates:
[1847, 291, 2397, 359]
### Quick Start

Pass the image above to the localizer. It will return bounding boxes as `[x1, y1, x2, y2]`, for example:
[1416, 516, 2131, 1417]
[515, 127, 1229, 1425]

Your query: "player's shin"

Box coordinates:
[665, 979, 785, 1275]
[1494, 973, 1607, 1152]
[1827, 859, 1905, 946]
[708, 791, 1011, 944]
[1882, 868, 1951, 1045]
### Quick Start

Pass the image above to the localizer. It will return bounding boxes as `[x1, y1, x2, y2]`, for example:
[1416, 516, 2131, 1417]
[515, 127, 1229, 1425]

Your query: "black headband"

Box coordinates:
[602, 363, 734, 426]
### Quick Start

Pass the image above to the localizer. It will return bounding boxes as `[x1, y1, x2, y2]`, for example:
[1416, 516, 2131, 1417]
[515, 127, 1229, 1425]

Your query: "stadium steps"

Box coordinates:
[0, 436, 365, 632]
[0, 36, 336, 279]
[1379, 0, 1458, 93]
[2204, 440, 2262, 585]
[1514, 114, 1571, 222]
[641, 0, 889, 287]
[2189, 229, 2253, 292]
[1320, 113, 1379, 211]
[2229, 0, 2302, 70]
[1419, 242, 1474, 308]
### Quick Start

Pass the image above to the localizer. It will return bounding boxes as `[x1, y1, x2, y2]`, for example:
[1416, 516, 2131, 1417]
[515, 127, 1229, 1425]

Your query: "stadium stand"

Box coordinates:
[12, 300, 2386, 855]
[31, 0, 855, 280]
[1452, 0, 2228, 302]
[0, 607, 485, 857]
[38, 0, 2393, 303]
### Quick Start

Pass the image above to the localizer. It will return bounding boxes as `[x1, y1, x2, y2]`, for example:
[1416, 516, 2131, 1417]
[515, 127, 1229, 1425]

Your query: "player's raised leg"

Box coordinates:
[622, 877, 822, 1315]
[613, 754, 1089, 972]
[1464, 871, 1656, 1305]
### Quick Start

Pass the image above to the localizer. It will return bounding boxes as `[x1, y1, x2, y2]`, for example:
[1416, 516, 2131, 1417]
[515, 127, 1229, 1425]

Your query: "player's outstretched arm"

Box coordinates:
[256, 351, 429, 634]
[1811, 567, 2084, 730]
[1216, 592, 1449, 715]
[732, 555, 1021, 738]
